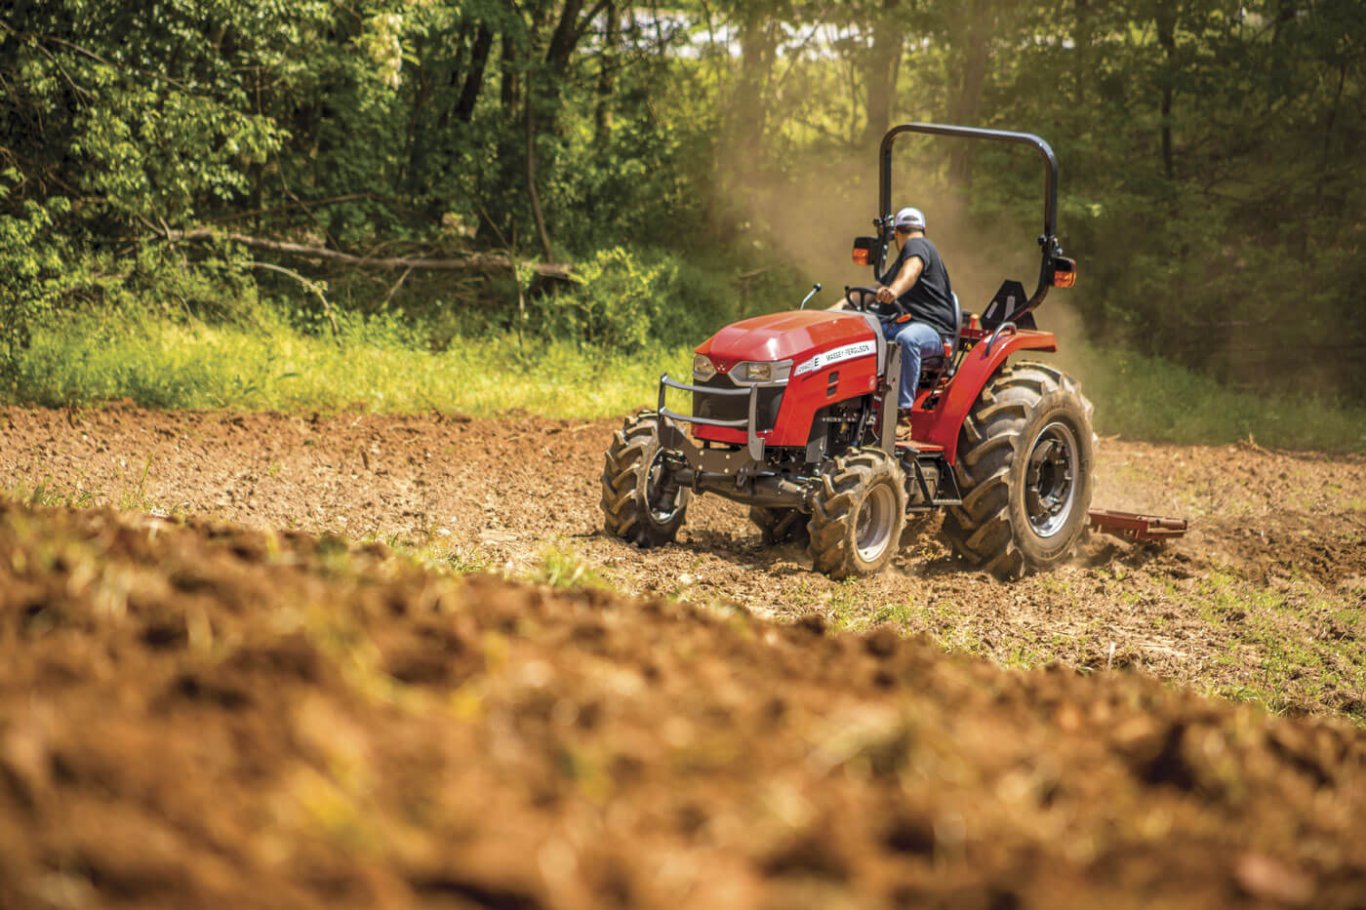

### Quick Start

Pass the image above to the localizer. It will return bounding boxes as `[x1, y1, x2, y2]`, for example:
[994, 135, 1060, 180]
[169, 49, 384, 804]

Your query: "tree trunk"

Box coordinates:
[1316, 62, 1348, 207]
[525, 96, 555, 264]
[500, 31, 520, 114]
[456, 25, 494, 123]
[1073, 0, 1090, 108]
[545, 0, 587, 77]
[731, 11, 777, 168]
[862, 0, 904, 150]
[541, 0, 600, 137]
[404, 34, 434, 197]
[1156, 2, 1177, 181]
[595, 1, 620, 145]
[948, 0, 992, 185]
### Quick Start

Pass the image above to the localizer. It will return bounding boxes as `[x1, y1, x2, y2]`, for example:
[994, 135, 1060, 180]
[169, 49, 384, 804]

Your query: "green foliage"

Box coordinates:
[1, 0, 1363, 436]
[0, 181, 68, 370]
[5, 308, 692, 418]
[544, 248, 660, 352]
[533, 542, 607, 591]
[6, 306, 1363, 452]
[537, 247, 741, 353]
[1055, 342, 1366, 453]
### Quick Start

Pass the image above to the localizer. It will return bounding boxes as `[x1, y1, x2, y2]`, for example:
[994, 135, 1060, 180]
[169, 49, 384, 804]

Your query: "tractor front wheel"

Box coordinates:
[807, 448, 907, 579]
[601, 411, 690, 548]
[941, 362, 1094, 580]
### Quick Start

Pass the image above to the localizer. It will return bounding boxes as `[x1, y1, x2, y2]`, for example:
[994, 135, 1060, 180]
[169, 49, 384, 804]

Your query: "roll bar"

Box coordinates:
[877, 123, 1063, 321]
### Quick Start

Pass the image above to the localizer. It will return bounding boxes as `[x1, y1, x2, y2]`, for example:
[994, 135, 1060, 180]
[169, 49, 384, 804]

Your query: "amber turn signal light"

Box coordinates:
[1051, 257, 1077, 288]
[850, 235, 877, 267]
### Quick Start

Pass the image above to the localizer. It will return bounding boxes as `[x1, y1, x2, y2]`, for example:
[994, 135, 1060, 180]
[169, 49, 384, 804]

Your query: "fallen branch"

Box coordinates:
[171, 228, 571, 280]
[248, 261, 340, 342]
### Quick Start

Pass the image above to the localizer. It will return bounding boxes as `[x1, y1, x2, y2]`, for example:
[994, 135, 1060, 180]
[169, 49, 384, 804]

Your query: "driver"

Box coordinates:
[831, 206, 957, 442]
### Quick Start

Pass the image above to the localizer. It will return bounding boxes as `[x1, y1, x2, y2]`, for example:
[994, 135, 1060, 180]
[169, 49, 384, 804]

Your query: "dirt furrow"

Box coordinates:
[2, 405, 1364, 719]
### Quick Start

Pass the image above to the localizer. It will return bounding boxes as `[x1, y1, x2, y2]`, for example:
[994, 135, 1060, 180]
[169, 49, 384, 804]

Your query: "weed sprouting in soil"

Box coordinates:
[534, 540, 607, 591]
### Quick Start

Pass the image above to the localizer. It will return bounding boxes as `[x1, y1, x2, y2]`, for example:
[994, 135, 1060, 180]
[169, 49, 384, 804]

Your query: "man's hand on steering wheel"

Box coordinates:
[875, 286, 895, 304]
[843, 286, 880, 311]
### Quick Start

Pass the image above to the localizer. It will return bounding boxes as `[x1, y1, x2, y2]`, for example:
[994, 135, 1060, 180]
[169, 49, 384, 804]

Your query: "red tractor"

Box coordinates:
[601, 123, 1097, 580]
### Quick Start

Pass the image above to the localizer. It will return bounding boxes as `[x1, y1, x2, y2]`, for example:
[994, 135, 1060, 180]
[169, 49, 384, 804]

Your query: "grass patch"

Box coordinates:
[6, 312, 690, 419]
[1056, 341, 1366, 453]
[1187, 570, 1366, 723]
[532, 541, 607, 591]
[5, 308, 1364, 452]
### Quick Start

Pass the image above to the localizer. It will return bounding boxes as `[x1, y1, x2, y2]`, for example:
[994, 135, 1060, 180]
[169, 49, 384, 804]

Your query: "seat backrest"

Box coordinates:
[949, 292, 963, 353]
[915, 292, 965, 392]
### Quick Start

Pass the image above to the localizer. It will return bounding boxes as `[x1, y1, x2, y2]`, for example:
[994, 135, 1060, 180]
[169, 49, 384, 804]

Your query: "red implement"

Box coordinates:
[1087, 509, 1188, 541]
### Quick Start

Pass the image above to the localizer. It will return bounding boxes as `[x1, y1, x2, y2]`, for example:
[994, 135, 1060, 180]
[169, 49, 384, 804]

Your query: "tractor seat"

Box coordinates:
[917, 292, 963, 389]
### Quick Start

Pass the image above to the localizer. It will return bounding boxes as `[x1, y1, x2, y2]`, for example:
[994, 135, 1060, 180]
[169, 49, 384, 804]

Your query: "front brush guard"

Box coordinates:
[654, 374, 810, 512]
[657, 373, 783, 467]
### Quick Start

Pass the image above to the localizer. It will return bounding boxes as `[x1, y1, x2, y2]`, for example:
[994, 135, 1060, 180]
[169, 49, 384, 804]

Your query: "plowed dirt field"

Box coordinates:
[3, 405, 1363, 717]
[1, 406, 1364, 908]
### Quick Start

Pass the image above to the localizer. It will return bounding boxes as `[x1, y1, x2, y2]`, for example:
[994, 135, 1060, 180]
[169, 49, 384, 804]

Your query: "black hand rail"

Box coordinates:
[878, 122, 1062, 322]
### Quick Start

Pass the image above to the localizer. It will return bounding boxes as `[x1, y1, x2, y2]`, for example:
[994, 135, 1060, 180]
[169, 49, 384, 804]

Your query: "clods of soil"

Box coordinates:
[2, 406, 1363, 720]
[1, 502, 1363, 909]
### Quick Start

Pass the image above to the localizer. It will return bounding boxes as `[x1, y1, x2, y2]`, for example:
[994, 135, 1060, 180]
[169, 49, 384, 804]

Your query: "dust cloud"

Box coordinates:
[724, 143, 1116, 419]
[732, 144, 1051, 318]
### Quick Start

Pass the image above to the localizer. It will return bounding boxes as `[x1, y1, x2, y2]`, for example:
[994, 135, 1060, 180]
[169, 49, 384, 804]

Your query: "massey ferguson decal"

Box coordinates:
[793, 340, 877, 377]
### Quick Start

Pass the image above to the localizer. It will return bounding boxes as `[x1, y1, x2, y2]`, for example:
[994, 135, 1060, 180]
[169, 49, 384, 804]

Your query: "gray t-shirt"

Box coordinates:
[877, 236, 957, 340]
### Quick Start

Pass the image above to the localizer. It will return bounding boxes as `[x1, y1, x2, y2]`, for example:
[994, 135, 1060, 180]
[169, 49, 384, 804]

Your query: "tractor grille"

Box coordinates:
[691, 374, 785, 431]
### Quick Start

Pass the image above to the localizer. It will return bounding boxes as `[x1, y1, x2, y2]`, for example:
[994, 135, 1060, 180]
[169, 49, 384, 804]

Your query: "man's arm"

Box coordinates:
[876, 255, 925, 304]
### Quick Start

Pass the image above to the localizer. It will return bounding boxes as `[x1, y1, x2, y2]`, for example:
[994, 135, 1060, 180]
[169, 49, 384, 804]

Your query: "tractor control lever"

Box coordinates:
[799, 283, 822, 310]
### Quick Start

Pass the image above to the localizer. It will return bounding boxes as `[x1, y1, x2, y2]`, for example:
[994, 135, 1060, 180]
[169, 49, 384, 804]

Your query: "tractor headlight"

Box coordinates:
[732, 360, 793, 383]
[692, 353, 717, 382]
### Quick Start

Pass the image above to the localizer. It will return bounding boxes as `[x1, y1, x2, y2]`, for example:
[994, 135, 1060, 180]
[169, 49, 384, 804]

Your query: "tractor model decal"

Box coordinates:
[794, 340, 877, 377]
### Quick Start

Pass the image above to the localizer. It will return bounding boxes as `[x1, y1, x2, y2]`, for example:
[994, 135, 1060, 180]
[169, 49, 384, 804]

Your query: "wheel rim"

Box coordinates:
[854, 483, 897, 562]
[1025, 420, 1079, 539]
[644, 448, 683, 524]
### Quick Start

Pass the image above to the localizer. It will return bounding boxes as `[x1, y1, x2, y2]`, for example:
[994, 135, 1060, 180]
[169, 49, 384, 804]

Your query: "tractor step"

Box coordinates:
[901, 451, 961, 510]
[1087, 509, 1188, 541]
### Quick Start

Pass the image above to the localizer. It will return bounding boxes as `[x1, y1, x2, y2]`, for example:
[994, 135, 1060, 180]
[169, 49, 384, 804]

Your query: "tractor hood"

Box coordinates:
[697, 310, 877, 372]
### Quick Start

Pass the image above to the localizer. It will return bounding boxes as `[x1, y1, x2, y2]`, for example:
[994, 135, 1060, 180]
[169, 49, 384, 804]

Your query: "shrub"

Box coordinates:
[545, 247, 662, 353]
[0, 184, 69, 373]
[533, 246, 777, 354]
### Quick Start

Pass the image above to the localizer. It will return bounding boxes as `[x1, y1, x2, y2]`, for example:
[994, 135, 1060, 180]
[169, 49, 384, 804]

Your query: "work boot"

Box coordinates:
[895, 413, 916, 445]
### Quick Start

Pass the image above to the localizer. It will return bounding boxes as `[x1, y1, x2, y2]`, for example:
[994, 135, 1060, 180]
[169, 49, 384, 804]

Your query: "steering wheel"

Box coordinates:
[843, 286, 881, 312]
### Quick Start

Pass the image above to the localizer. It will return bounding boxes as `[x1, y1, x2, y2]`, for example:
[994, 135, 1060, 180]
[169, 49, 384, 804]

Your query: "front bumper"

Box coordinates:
[654, 373, 813, 511]
[657, 373, 787, 465]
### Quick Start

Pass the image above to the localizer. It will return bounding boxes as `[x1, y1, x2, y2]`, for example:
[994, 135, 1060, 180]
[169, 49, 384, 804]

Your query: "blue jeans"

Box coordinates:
[883, 320, 944, 410]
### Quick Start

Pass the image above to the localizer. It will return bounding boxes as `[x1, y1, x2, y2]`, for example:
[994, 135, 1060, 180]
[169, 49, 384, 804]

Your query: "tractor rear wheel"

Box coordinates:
[749, 506, 809, 546]
[807, 448, 907, 579]
[941, 362, 1094, 580]
[601, 411, 690, 548]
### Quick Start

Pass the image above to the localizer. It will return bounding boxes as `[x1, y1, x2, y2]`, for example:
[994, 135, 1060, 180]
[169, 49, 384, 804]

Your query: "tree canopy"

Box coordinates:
[2, 0, 1362, 398]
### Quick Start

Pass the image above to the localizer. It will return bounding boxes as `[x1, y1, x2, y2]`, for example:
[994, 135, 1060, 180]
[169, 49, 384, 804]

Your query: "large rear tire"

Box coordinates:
[807, 449, 907, 580]
[601, 411, 690, 548]
[941, 362, 1094, 580]
[749, 506, 809, 546]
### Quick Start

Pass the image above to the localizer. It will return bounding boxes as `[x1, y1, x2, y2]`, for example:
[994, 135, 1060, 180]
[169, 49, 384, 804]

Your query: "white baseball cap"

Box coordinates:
[894, 207, 926, 232]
